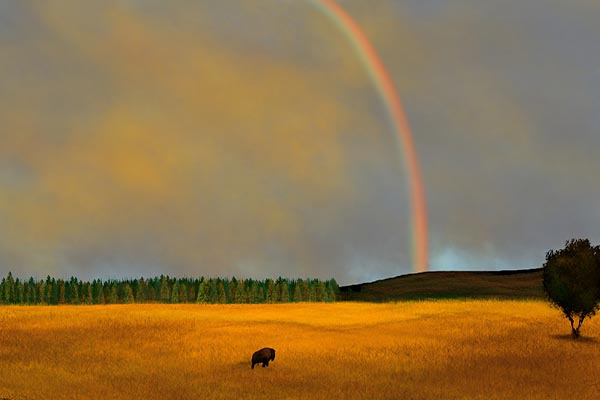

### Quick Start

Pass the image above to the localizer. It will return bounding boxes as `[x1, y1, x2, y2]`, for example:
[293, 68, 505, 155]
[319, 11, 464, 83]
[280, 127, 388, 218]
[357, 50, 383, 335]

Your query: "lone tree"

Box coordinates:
[543, 238, 600, 338]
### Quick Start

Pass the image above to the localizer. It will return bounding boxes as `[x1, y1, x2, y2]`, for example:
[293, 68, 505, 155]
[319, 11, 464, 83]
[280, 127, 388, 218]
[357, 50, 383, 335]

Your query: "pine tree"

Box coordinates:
[122, 284, 134, 304]
[280, 281, 290, 303]
[101, 283, 109, 304]
[308, 281, 316, 302]
[0, 278, 5, 304]
[188, 282, 196, 303]
[4, 272, 15, 304]
[159, 276, 171, 303]
[171, 281, 180, 303]
[273, 281, 282, 303]
[209, 279, 218, 304]
[91, 280, 101, 304]
[26, 278, 36, 304]
[96, 282, 105, 304]
[327, 282, 337, 302]
[301, 279, 310, 302]
[69, 282, 80, 305]
[111, 284, 119, 304]
[293, 280, 303, 302]
[83, 282, 93, 304]
[265, 279, 275, 303]
[56, 281, 64, 304]
[196, 279, 210, 304]
[20, 280, 27, 304]
[45, 276, 55, 304]
[258, 286, 265, 303]
[15, 279, 24, 304]
[104, 283, 116, 304]
[179, 283, 188, 303]
[43, 282, 51, 304]
[135, 279, 147, 303]
[224, 279, 232, 303]
[216, 281, 226, 304]
[229, 278, 237, 303]
[146, 279, 156, 302]
[250, 281, 260, 304]
[38, 281, 46, 304]
[235, 280, 246, 303]
[315, 281, 326, 302]
[50, 278, 58, 304]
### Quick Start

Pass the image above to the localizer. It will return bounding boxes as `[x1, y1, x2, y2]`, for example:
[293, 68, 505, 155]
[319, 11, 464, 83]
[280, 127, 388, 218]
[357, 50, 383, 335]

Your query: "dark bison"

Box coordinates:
[251, 347, 276, 369]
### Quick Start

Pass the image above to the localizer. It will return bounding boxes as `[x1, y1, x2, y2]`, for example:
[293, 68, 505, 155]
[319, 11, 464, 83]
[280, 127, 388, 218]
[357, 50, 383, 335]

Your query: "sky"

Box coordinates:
[1, 0, 599, 285]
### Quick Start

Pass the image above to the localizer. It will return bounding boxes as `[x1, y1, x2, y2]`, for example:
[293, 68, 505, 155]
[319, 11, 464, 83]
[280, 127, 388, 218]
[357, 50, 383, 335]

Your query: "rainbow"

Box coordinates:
[311, 0, 429, 272]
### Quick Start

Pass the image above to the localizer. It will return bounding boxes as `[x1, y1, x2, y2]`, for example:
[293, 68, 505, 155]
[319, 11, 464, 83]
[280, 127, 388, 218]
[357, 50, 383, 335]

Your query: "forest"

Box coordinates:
[0, 272, 338, 305]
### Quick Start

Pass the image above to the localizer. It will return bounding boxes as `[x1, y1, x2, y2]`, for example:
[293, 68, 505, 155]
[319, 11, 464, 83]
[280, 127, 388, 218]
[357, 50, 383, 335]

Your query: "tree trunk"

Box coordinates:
[571, 326, 580, 339]
[569, 315, 584, 339]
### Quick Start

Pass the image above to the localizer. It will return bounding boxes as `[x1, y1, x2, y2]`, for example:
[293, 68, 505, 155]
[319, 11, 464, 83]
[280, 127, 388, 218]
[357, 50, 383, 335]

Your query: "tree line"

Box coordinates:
[0, 272, 338, 305]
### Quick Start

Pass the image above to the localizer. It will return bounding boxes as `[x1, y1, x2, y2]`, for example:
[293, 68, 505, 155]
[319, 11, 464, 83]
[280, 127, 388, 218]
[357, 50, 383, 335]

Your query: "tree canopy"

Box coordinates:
[543, 238, 600, 338]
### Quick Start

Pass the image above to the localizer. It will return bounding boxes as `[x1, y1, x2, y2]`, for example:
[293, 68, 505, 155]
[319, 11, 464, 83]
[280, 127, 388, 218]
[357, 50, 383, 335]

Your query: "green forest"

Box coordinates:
[0, 272, 338, 305]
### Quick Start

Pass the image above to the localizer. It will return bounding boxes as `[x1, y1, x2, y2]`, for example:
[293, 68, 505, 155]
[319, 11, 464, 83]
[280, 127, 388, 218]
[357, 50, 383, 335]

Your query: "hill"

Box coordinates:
[338, 268, 544, 301]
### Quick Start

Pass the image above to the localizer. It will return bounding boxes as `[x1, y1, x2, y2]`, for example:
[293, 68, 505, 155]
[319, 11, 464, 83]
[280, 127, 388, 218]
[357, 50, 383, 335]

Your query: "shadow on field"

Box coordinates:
[551, 334, 598, 344]
[236, 360, 278, 370]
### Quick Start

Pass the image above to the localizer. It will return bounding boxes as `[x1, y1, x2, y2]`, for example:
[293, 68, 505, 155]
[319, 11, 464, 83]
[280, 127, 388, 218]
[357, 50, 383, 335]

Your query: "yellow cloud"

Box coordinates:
[1, 1, 366, 277]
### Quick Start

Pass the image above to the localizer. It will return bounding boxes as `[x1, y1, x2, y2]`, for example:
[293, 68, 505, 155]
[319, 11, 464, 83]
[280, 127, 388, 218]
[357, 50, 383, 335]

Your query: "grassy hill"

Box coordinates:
[339, 268, 545, 301]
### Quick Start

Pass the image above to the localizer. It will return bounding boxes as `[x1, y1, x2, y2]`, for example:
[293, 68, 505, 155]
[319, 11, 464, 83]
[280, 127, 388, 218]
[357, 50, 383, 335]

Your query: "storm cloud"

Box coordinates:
[1, 0, 599, 285]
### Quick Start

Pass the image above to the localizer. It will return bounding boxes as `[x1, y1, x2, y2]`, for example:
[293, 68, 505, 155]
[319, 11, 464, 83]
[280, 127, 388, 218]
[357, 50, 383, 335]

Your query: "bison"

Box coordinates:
[251, 347, 276, 369]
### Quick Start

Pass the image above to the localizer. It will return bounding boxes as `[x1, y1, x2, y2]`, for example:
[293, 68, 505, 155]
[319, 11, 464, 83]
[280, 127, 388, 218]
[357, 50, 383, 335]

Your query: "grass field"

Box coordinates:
[1, 301, 599, 399]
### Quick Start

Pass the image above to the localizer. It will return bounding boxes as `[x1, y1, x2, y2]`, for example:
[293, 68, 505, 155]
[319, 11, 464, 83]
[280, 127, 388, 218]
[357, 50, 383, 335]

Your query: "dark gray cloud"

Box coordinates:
[0, 0, 599, 285]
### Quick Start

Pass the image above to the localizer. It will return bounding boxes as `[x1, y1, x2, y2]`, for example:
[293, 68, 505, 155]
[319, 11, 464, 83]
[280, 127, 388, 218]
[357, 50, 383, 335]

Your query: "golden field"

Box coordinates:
[0, 301, 599, 399]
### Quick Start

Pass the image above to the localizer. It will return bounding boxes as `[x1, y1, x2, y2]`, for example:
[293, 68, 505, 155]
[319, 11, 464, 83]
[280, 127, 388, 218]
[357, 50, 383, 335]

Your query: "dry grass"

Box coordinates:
[0, 301, 599, 399]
